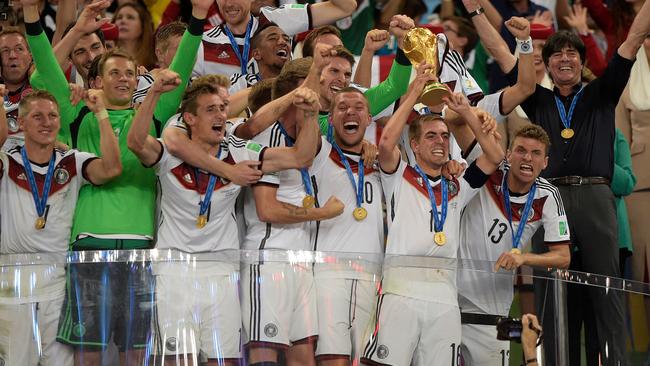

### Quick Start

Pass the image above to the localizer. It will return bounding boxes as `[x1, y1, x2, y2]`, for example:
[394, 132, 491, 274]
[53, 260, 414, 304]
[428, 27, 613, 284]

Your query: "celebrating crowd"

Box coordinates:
[0, 0, 649, 365]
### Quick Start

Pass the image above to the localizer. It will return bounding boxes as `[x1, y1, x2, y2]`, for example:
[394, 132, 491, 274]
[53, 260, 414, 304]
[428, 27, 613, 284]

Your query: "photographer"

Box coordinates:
[522, 314, 543, 366]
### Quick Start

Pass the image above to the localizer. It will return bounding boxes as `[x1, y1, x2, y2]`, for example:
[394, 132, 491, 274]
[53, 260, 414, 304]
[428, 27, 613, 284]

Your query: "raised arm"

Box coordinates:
[233, 90, 297, 140]
[499, 17, 536, 114]
[51, 0, 78, 46]
[51, 0, 111, 71]
[444, 93, 504, 172]
[378, 64, 435, 172]
[261, 88, 321, 172]
[353, 30, 390, 88]
[618, 0, 650, 60]
[83, 90, 123, 184]
[463, 0, 517, 73]
[310, 0, 357, 28]
[128, 70, 181, 166]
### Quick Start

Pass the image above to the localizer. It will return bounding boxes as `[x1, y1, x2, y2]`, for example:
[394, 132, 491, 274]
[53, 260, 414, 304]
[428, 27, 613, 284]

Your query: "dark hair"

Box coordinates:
[510, 124, 551, 154]
[442, 16, 478, 55]
[0, 26, 27, 45]
[63, 23, 106, 50]
[181, 79, 220, 115]
[272, 57, 312, 99]
[302, 25, 341, 57]
[155, 21, 186, 51]
[251, 22, 284, 50]
[87, 55, 103, 83]
[331, 45, 356, 68]
[542, 30, 586, 65]
[249, 78, 274, 114]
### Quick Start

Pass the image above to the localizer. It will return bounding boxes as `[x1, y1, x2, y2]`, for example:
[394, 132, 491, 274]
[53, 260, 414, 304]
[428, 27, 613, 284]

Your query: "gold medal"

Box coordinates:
[302, 195, 315, 208]
[560, 128, 574, 139]
[510, 248, 521, 255]
[196, 214, 207, 229]
[353, 207, 367, 221]
[434, 231, 446, 246]
[35, 217, 46, 230]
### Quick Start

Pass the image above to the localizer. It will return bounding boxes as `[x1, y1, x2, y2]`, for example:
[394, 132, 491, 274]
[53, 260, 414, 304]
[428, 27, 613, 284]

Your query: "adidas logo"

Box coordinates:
[218, 51, 229, 59]
[183, 173, 193, 183]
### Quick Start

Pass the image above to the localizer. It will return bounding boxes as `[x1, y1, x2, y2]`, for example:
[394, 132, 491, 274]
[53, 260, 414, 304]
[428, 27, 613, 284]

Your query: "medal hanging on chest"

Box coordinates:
[20, 147, 56, 230]
[554, 87, 584, 140]
[414, 165, 448, 246]
[332, 142, 366, 221]
[195, 147, 222, 229]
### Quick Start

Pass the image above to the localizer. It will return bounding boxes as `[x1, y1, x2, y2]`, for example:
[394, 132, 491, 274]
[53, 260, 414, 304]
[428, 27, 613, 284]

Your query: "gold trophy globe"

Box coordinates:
[402, 27, 451, 106]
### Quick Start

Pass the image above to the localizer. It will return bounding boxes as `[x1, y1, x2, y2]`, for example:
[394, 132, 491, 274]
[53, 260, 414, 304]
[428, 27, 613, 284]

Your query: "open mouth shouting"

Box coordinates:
[342, 120, 360, 135]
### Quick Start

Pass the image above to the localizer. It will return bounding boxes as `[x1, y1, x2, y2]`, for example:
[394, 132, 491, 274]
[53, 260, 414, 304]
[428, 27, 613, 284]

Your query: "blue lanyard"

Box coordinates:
[276, 123, 314, 196]
[501, 171, 537, 251]
[223, 16, 254, 75]
[196, 146, 222, 217]
[414, 165, 447, 232]
[20, 147, 56, 218]
[553, 87, 584, 130]
[332, 141, 364, 208]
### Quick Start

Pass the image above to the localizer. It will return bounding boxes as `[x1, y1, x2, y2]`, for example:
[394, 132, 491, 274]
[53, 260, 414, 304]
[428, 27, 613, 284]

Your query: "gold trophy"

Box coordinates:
[402, 27, 451, 106]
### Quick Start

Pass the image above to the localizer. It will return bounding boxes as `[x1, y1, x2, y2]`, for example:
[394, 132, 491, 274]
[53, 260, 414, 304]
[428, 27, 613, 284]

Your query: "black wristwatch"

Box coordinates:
[468, 7, 485, 17]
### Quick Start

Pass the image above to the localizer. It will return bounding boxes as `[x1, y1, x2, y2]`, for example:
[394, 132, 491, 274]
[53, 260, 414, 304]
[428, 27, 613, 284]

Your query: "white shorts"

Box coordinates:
[241, 262, 318, 348]
[460, 323, 510, 366]
[315, 278, 377, 360]
[361, 293, 462, 366]
[0, 297, 73, 366]
[154, 272, 242, 361]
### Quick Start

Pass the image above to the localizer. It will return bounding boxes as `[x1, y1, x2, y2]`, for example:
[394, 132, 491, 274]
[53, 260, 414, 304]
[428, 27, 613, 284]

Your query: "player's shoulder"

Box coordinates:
[534, 176, 560, 197]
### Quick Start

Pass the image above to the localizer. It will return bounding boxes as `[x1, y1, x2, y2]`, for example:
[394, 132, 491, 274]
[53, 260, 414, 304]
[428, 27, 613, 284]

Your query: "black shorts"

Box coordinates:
[56, 261, 155, 351]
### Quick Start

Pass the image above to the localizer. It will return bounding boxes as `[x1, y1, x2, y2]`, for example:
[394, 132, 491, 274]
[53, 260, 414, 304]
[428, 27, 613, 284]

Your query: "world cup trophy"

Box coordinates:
[402, 27, 451, 106]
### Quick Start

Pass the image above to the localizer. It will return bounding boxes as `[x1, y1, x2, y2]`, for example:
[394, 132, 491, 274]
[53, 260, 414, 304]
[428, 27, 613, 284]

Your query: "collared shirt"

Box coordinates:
[515, 53, 634, 180]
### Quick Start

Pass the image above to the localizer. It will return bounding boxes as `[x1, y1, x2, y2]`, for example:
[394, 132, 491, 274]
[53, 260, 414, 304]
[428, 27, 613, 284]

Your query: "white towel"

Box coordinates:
[629, 46, 650, 111]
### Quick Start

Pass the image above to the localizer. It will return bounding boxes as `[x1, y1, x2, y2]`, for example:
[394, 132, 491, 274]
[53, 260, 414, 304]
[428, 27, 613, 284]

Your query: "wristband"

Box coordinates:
[468, 7, 485, 17]
[516, 37, 533, 55]
[525, 357, 538, 365]
[95, 110, 109, 121]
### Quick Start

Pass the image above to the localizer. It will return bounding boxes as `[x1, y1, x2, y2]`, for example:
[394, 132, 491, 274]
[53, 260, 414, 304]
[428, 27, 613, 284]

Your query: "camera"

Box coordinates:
[496, 317, 524, 341]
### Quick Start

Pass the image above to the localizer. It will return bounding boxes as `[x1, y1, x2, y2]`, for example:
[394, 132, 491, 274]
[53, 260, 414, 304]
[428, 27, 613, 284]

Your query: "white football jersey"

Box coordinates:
[457, 167, 571, 316]
[240, 121, 311, 250]
[380, 159, 489, 305]
[154, 134, 266, 253]
[309, 138, 384, 254]
[192, 4, 312, 93]
[0, 147, 95, 254]
[1, 100, 22, 152]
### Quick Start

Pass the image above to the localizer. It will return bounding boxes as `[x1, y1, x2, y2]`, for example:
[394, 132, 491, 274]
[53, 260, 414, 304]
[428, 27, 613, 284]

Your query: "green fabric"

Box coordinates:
[468, 43, 490, 93]
[318, 58, 411, 135]
[612, 128, 636, 252]
[338, 0, 375, 55]
[27, 26, 201, 247]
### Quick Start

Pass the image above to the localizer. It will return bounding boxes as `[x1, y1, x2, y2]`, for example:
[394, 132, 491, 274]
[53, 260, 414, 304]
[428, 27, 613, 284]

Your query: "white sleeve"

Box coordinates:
[380, 158, 406, 203]
[259, 4, 311, 36]
[541, 184, 571, 244]
[152, 142, 171, 174]
[309, 137, 331, 176]
[132, 72, 154, 104]
[458, 160, 490, 208]
[163, 113, 188, 135]
[75, 150, 99, 185]
[476, 91, 506, 123]
[227, 134, 280, 186]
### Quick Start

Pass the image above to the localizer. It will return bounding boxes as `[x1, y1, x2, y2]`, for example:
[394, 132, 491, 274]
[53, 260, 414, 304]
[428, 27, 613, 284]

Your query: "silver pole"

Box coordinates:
[553, 270, 569, 366]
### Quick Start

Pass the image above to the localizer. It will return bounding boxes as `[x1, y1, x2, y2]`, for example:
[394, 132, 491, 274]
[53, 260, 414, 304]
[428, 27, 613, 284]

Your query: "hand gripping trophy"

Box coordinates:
[402, 27, 452, 106]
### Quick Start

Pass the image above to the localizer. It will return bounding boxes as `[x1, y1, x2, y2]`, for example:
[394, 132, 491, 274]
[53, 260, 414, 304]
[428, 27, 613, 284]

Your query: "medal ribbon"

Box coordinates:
[223, 16, 254, 75]
[20, 147, 56, 219]
[554, 87, 584, 131]
[331, 141, 364, 209]
[414, 165, 448, 233]
[501, 171, 537, 251]
[196, 146, 222, 217]
[276, 123, 314, 197]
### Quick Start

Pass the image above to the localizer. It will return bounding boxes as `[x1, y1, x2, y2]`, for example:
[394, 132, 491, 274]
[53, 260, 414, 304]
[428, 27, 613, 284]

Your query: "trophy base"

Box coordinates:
[421, 82, 452, 107]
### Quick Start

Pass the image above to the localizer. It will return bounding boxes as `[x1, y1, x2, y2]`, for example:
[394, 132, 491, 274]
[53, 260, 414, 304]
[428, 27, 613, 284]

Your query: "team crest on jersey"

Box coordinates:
[264, 323, 278, 338]
[55, 168, 70, 184]
[377, 345, 389, 359]
[448, 181, 458, 195]
[166, 337, 177, 352]
[518, 205, 535, 222]
[17, 172, 26, 180]
[7, 117, 18, 133]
